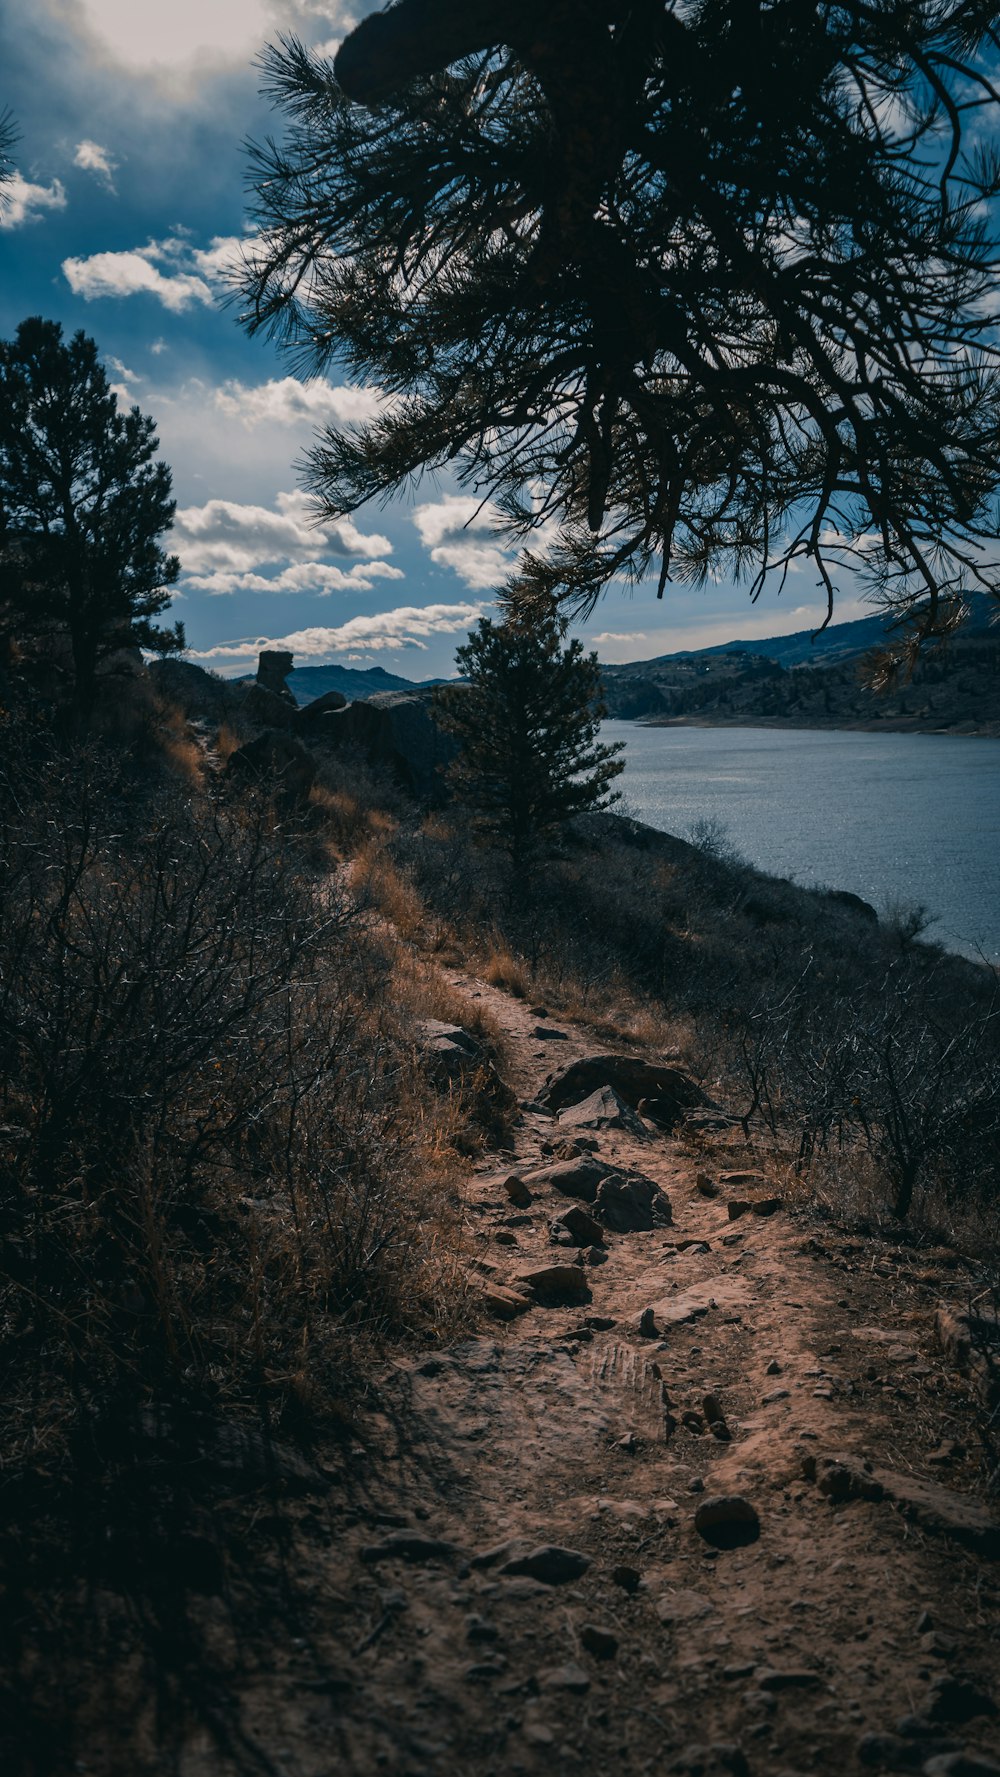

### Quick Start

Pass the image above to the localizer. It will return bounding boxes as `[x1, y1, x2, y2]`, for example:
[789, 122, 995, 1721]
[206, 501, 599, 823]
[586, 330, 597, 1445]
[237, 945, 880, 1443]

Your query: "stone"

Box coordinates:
[612, 1564, 641, 1593]
[558, 1084, 648, 1136]
[703, 1394, 731, 1441]
[521, 1156, 613, 1203]
[256, 648, 296, 703]
[360, 1532, 459, 1564]
[584, 1244, 609, 1266]
[494, 1230, 517, 1246]
[751, 1196, 784, 1217]
[499, 1545, 591, 1585]
[476, 1281, 533, 1321]
[922, 1756, 1000, 1776]
[806, 1454, 1000, 1556]
[694, 1495, 761, 1549]
[533, 1025, 569, 1040]
[540, 1053, 709, 1123]
[466, 1614, 499, 1643]
[727, 1200, 751, 1221]
[580, 1623, 619, 1660]
[516, 1264, 591, 1306]
[226, 731, 317, 804]
[763, 1388, 790, 1404]
[757, 1669, 824, 1691]
[501, 1174, 532, 1207]
[926, 1677, 997, 1725]
[637, 1307, 659, 1338]
[594, 1170, 673, 1232]
[551, 1205, 605, 1248]
[656, 1588, 715, 1625]
[309, 687, 458, 802]
[695, 1173, 720, 1198]
[766, 1359, 783, 1375]
[295, 687, 348, 734]
[718, 1171, 767, 1188]
[540, 1662, 591, 1693]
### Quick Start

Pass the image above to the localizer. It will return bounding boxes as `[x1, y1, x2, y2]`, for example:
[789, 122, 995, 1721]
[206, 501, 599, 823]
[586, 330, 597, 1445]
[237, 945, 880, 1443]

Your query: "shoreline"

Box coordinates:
[633, 713, 1000, 738]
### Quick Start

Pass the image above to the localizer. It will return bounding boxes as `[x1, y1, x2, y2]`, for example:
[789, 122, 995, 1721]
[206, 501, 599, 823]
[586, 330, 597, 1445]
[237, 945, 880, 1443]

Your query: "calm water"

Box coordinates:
[604, 723, 1000, 964]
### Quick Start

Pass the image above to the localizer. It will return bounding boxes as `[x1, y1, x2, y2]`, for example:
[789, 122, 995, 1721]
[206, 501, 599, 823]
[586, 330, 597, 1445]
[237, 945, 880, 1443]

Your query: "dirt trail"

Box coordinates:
[201, 974, 1000, 1777]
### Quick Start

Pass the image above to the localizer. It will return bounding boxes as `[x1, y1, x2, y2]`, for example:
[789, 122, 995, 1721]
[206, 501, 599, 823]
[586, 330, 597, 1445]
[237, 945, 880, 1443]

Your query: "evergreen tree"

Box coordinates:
[0, 317, 182, 718]
[434, 608, 625, 862]
[241, 1, 1000, 666]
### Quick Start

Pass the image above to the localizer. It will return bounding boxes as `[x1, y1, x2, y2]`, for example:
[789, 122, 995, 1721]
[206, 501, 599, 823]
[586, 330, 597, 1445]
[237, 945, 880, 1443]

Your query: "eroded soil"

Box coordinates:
[130, 976, 1000, 1777]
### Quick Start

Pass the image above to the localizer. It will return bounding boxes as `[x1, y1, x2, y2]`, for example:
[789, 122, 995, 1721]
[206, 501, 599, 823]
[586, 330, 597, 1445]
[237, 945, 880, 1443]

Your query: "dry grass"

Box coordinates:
[349, 838, 425, 939]
[480, 941, 532, 998]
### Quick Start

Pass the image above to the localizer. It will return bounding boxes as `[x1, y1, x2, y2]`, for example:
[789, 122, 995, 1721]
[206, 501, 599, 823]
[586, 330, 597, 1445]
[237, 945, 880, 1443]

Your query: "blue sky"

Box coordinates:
[0, 0, 870, 679]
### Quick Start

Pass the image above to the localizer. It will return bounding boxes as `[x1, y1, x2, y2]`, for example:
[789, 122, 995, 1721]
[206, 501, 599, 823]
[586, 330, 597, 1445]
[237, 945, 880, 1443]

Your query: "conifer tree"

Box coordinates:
[242, 1, 1000, 669]
[0, 317, 182, 718]
[433, 608, 625, 862]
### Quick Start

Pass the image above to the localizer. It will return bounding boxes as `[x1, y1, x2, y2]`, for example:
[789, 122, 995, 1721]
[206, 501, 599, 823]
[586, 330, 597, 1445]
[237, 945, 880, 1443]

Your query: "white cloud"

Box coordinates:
[412, 493, 515, 590]
[190, 603, 489, 666]
[0, 171, 67, 230]
[79, 0, 269, 67]
[188, 561, 404, 596]
[591, 632, 646, 645]
[63, 248, 213, 311]
[61, 231, 257, 313]
[173, 490, 392, 578]
[73, 139, 117, 188]
[215, 376, 383, 428]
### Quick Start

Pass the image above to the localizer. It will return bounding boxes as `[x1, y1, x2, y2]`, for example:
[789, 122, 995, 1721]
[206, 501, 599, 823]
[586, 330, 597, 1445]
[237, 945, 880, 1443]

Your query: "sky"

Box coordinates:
[0, 0, 872, 679]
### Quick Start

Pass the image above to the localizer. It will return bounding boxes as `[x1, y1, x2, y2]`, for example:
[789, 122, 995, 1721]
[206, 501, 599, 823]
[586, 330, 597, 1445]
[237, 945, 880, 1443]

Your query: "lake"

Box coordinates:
[604, 722, 1000, 965]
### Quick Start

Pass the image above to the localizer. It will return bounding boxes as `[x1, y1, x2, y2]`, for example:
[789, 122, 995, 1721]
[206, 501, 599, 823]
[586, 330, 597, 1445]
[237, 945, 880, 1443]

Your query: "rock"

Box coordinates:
[476, 1280, 533, 1320]
[558, 1084, 648, 1136]
[695, 1174, 720, 1198]
[751, 1196, 784, 1216]
[540, 1054, 709, 1124]
[727, 1200, 751, 1221]
[148, 656, 231, 720]
[694, 1495, 761, 1548]
[763, 1388, 790, 1404]
[718, 1171, 767, 1188]
[550, 1204, 605, 1248]
[702, 1394, 731, 1441]
[521, 1156, 613, 1203]
[682, 1412, 705, 1435]
[676, 1237, 710, 1253]
[226, 731, 317, 804]
[235, 681, 299, 729]
[935, 1304, 1000, 1410]
[580, 1623, 619, 1660]
[655, 1588, 715, 1624]
[256, 648, 296, 702]
[360, 1532, 459, 1564]
[515, 1264, 591, 1306]
[540, 1661, 590, 1693]
[807, 1454, 1000, 1556]
[637, 1307, 659, 1338]
[417, 1020, 486, 1087]
[612, 1564, 641, 1593]
[532, 1025, 569, 1040]
[594, 1170, 672, 1232]
[926, 1677, 997, 1725]
[922, 1756, 1000, 1776]
[499, 1544, 591, 1585]
[501, 1174, 532, 1207]
[466, 1614, 499, 1643]
[757, 1669, 824, 1691]
[296, 687, 349, 735]
[312, 688, 457, 801]
[584, 1244, 608, 1266]
[766, 1359, 783, 1375]
[494, 1229, 517, 1246]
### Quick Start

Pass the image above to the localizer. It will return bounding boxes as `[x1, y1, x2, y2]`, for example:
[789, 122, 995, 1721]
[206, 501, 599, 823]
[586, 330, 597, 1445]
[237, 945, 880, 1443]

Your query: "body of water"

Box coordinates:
[604, 722, 1000, 964]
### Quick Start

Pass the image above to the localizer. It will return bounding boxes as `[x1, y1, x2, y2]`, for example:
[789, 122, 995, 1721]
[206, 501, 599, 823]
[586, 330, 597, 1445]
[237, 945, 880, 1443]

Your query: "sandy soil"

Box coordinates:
[174, 972, 999, 1777]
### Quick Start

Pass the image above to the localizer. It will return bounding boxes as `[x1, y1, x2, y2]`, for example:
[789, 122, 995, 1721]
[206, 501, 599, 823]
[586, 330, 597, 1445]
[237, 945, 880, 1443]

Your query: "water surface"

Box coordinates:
[605, 722, 1000, 964]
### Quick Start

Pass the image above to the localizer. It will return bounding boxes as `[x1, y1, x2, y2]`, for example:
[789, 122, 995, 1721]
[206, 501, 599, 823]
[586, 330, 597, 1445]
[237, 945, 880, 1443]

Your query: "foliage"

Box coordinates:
[243, 1, 1000, 654]
[433, 607, 625, 860]
[0, 318, 182, 717]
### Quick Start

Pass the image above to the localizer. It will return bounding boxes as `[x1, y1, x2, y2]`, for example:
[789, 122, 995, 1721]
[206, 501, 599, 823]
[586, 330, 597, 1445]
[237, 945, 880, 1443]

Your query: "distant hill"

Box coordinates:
[601, 596, 999, 732]
[286, 663, 449, 705]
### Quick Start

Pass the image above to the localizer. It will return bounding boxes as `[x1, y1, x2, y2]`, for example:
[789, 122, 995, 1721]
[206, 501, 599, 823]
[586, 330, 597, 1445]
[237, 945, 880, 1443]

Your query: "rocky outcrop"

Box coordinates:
[256, 650, 296, 704]
[305, 689, 458, 801]
[296, 688, 348, 736]
[226, 732, 317, 806]
[539, 1053, 708, 1126]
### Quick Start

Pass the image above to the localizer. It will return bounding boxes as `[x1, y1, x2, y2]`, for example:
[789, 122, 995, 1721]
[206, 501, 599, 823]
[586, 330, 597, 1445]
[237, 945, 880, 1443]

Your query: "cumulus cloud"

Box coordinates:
[190, 603, 489, 666]
[173, 490, 391, 577]
[73, 139, 117, 188]
[0, 170, 67, 230]
[188, 561, 403, 597]
[214, 376, 383, 428]
[63, 248, 213, 311]
[412, 494, 515, 590]
[61, 231, 255, 312]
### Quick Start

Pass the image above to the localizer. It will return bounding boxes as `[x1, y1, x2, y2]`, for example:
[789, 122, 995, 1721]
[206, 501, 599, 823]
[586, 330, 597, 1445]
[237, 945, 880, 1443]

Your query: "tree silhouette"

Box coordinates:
[0, 318, 182, 718]
[242, 1, 1000, 669]
[433, 605, 625, 862]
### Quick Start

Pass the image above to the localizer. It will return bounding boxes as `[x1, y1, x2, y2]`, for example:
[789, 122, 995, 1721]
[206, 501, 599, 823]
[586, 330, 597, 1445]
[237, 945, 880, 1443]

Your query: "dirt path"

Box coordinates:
[196, 974, 1000, 1777]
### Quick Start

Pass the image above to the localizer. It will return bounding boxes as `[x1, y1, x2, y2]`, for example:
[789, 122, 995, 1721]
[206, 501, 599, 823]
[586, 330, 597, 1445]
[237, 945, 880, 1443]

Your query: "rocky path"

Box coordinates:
[201, 974, 1000, 1777]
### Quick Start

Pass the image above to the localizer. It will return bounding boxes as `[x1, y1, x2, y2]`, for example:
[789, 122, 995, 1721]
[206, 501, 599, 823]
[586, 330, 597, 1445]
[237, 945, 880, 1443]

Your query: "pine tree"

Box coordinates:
[241, 2, 1000, 661]
[433, 608, 625, 863]
[0, 317, 182, 719]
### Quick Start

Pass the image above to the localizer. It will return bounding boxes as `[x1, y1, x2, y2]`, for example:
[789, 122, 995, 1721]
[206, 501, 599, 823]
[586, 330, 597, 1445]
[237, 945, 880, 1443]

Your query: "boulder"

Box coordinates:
[550, 1205, 605, 1248]
[226, 732, 317, 805]
[416, 1020, 488, 1088]
[256, 649, 296, 704]
[515, 1264, 591, 1306]
[558, 1085, 647, 1136]
[305, 688, 457, 802]
[694, 1494, 761, 1548]
[804, 1453, 1000, 1557]
[296, 687, 348, 734]
[234, 681, 298, 729]
[593, 1171, 672, 1232]
[540, 1053, 708, 1125]
[521, 1157, 614, 1203]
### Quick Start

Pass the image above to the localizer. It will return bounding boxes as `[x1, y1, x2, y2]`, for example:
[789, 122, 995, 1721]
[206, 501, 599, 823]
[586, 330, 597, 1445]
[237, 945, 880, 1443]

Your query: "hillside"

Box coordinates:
[286, 662, 448, 704]
[602, 627, 1000, 733]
